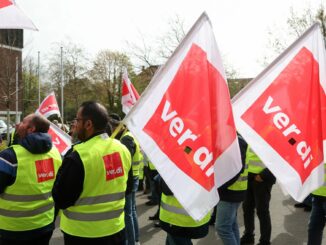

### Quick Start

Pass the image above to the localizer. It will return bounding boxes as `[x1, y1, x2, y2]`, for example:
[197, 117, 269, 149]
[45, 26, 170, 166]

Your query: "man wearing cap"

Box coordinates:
[0, 114, 62, 245]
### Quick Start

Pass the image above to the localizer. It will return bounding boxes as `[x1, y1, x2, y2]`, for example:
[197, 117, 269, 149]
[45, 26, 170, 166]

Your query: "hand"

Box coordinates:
[255, 174, 263, 182]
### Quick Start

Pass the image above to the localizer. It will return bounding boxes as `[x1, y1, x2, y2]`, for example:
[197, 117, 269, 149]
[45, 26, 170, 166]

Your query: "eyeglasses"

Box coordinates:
[74, 118, 84, 122]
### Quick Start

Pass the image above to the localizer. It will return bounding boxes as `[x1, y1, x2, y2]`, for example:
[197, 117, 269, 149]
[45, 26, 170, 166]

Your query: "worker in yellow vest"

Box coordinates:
[307, 163, 326, 245]
[52, 102, 132, 244]
[215, 134, 248, 245]
[0, 114, 62, 245]
[240, 147, 276, 245]
[159, 179, 210, 244]
[108, 113, 141, 245]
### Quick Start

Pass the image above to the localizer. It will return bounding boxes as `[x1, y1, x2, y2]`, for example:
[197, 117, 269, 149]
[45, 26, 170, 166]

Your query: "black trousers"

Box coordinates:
[242, 174, 273, 244]
[0, 231, 53, 245]
[63, 229, 126, 245]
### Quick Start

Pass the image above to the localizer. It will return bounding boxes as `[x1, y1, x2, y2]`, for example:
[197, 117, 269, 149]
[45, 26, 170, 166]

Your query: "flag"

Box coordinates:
[121, 70, 140, 115]
[48, 122, 71, 156]
[0, 0, 38, 30]
[36, 92, 61, 118]
[124, 12, 242, 220]
[35, 92, 71, 155]
[232, 23, 326, 201]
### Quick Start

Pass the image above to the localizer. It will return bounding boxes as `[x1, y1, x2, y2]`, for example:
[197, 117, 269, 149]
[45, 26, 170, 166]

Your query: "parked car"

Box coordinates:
[0, 120, 13, 140]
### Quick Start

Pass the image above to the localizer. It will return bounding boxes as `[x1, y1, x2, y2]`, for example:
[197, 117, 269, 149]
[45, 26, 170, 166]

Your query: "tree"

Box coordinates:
[22, 56, 39, 115]
[90, 50, 134, 114]
[264, 6, 326, 65]
[47, 41, 90, 122]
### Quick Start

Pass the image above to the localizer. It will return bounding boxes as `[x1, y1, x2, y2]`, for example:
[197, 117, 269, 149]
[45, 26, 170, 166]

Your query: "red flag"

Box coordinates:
[36, 92, 61, 118]
[48, 122, 71, 156]
[124, 13, 242, 220]
[121, 70, 140, 115]
[0, 0, 38, 30]
[232, 23, 326, 201]
[35, 92, 71, 155]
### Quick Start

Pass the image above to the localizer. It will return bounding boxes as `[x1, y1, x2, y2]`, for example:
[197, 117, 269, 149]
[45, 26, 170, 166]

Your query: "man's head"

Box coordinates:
[75, 101, 108, 141]
[16, 114, 50, 139]
[108, 113, 121, 131]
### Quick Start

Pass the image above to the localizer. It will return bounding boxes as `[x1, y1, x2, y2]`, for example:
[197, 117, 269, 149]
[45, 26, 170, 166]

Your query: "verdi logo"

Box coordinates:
[144, 44, 236, 191]
[103, 152, 124, 181]
[35, 158, 55, 183]
[241, 47, 324, 183]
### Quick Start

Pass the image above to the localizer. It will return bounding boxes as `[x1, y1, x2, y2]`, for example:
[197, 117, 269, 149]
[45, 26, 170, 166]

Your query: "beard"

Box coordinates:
[77, 127, 87, 141]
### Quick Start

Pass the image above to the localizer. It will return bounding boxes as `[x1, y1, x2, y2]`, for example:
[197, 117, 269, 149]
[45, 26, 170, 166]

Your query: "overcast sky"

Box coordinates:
[17, 0, 323, 78]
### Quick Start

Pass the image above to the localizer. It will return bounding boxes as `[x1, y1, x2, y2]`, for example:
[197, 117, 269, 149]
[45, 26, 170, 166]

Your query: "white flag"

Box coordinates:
[0, 0, 38, 30]
[121, 70, 140, 115]
[48, 122, 71, 156]
[124, 13, 242, 220]
[232, 23, 326, 201]
[36, 92, 61, 118]
[35, 92, 71, 155]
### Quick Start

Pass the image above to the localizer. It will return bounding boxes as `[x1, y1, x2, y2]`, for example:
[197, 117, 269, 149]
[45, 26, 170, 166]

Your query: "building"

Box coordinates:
[0, 29, 23, 123]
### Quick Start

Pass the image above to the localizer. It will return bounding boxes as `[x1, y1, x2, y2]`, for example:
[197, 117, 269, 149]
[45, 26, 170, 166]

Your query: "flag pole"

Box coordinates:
[60, 47, 64, 124]
[15, 56, 19, 124]
[38, 51, 40, 106]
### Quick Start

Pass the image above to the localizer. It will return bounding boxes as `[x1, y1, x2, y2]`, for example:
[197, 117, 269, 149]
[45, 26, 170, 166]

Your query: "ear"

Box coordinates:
[84, 119, 93, 131]
[28, 125, 36, 133]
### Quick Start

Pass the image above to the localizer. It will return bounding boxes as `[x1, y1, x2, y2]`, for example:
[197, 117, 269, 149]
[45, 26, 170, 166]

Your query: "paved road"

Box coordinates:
[50, 184, 323, 245]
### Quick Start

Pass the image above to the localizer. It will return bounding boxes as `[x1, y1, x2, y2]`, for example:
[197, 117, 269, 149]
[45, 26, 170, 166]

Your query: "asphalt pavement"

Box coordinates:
[50, 184, 323, 245]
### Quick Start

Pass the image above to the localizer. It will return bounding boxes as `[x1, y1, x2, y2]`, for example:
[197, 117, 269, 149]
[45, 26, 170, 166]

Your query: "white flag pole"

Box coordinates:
[60, 47, 64, 124]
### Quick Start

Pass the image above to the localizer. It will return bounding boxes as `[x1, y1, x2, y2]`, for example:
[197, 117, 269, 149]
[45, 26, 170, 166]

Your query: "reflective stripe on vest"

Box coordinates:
[63, 208, 124, 221]
[0, 203, 53, 218]
[246, 147, 265, 174]
[60, 134, 131, 238]
[312, 164, 326, 196]
[0, 145, 61, 231]
[159, 194, 210, 228]
[0, 191, 52, 202]
[123, 131, 142, 177]
[75, 192, 124, 206]
[228, 163, 249, 191]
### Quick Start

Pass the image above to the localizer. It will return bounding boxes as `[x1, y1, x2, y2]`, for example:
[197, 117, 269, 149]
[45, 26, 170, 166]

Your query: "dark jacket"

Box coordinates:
[218, 134, 248, 202]
[159, 179, 209, 239]
[0, 132, 54, 240]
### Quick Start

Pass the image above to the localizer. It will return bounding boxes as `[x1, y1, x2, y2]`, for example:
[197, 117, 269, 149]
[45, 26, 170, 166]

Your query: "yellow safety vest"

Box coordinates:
[60, 133, 131, 238]
[122, 131, 142, 177]
[246, 147, 265, 174]
[159, 193, 210, 228]
[228, 163, 249, 191]
[148, 161, 156, 171]
[312, 164, 326, 197]
[0, 145, 61, 231]
[139, 156, 144, 180]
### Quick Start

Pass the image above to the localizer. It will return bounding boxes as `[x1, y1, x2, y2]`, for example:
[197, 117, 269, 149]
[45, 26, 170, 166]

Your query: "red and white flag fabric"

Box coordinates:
[232, 23, 326, 201]
[0, 0, 38, 30]
[124, 13, 242, 220]
[35, 92, 71, 155]
[121, 70, 140, 115]
[36, 92, 61, 118]
[48, 122, 71, 156]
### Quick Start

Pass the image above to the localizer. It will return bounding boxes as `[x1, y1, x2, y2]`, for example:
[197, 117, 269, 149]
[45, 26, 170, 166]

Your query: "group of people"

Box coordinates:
[0, 101, 325, 245]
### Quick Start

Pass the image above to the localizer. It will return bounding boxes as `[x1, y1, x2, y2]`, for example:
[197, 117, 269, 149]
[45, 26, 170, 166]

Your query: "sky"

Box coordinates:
[17, 0, 323, 78]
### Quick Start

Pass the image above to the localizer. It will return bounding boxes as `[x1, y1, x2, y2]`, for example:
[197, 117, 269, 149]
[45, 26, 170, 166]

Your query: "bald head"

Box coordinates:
[16, 114, 50, 139]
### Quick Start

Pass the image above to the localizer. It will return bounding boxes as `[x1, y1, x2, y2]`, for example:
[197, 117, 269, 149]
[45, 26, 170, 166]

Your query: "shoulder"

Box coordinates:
[0, 147, 17, 164]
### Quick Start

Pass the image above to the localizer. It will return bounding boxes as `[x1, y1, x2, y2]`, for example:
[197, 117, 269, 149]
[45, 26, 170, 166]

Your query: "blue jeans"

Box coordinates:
[125, 177, 139, 245]
[308, 196, 326, 245]
[215, 201, 241, 245]
[166, 233, 193, 245]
